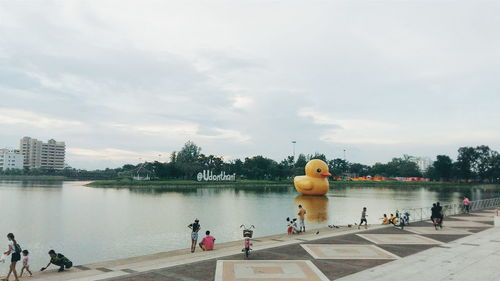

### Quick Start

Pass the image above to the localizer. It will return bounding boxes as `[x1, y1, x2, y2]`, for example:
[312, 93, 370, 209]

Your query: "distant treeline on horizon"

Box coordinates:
[1, 141, 499, 183]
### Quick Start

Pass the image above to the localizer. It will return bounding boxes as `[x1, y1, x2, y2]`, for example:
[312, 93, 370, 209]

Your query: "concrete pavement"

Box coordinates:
[14, 210, 497, 281]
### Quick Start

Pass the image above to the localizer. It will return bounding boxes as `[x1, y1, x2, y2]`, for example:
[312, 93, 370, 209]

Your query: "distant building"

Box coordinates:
[409, 156, 432, 172]
[0, 149, 23, 170]
[20, 137, 66, 170]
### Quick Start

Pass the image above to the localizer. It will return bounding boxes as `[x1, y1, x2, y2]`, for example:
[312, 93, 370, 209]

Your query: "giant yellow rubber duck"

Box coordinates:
[294, 159, 331, 195]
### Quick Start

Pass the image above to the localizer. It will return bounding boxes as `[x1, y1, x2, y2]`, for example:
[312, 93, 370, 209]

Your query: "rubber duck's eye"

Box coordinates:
[316, 168, 321, 173]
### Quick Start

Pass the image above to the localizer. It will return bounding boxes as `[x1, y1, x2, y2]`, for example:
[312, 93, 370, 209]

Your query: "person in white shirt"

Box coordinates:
[2, 233, 21, 281]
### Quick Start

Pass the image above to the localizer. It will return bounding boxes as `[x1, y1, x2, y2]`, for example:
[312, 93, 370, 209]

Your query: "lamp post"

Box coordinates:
[292, 141, 297, 161]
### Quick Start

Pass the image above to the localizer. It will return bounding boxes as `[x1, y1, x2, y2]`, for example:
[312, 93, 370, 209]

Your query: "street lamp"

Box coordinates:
[292, 141, 297, 161]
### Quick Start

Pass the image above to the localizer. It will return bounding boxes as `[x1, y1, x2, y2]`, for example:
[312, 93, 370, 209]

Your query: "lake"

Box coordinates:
[0, 180, 499, 270]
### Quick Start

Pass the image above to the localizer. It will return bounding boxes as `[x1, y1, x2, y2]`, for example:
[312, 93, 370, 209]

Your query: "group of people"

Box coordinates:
[286, 205, 307, 234]
[187, 219, 216, 253]
[381, 211, 410, 228]
[2, 233, 73, 280]
[382, 213, 398, 225]
[431, 202, 445, 229]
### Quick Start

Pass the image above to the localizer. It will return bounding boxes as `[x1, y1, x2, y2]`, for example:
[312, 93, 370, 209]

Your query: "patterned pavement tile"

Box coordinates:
[357, 234, 442, 245]
[301, 244, 399, 260]
[404, 227, 471, 235]
[214, 260, 329, 281]
[454, 216, 493, 222]
[425, 220, 491, 228]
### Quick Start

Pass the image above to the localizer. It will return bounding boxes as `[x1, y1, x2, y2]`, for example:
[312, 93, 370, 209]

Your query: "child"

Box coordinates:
[286, 217, 293, 234]
[358, 207, 368, 229]
[20, 250, 32, 277]
[382, 214, 390, 224]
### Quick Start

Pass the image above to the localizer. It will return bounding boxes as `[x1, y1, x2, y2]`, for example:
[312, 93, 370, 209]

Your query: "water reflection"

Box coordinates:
[294, 195, 329, 223]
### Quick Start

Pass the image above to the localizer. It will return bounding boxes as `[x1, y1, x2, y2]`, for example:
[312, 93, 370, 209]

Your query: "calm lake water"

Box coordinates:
[1, 180, 499, 269]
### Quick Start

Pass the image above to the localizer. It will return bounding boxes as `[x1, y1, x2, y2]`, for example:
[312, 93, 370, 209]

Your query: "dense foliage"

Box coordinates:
[1, 142, 499, 183]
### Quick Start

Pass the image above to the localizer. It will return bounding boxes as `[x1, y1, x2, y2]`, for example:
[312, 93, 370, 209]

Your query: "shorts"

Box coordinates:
[360, 218, 367, 224]
[299, 219, 305, 228]
[191, 232, 199, 240]
[11, 252, 21, 262]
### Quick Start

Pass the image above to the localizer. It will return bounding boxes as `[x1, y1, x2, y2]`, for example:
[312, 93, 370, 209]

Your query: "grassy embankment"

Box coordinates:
[86, 178, 293, 188]
[86, 178, 492, 189]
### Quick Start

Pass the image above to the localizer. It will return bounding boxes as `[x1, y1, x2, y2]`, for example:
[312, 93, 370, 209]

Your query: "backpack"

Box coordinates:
[14, 243, 22, 254]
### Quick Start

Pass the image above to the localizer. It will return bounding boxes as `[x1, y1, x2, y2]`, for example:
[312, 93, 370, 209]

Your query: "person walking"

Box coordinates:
[463, 196, 471, 214]
[188, 219, 201, 253]
[431, 203, 439, 230]
[436, 202, 444, 228]
[358, 207, 368, 229]
[298, 205, 307, 232]
[19, 250, 32, 277]
[2, 233, 21, 281]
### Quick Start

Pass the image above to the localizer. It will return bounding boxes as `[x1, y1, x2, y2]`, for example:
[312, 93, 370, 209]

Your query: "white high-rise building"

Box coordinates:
[0, 149, 23, 170]
[409, 156, 432, 172]
[20, 137, 66, 170]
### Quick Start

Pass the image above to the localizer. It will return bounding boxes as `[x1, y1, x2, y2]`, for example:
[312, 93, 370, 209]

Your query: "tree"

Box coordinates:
[433, 155, 453, 181]
[309, 153, 327, 162]
[243, 156, 278, 180]
[474, 145, 493, 182]
[294, 154, 307, 168]
[328, 158, 348, 176]
[176, 141, 202, 179]
[348, 163, 371, 177]
[490, 152, 500, 183]
[456, 147, 478, 182]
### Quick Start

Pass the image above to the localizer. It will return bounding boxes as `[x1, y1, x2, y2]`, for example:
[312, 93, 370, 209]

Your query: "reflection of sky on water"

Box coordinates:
[0, 181, 499, 270]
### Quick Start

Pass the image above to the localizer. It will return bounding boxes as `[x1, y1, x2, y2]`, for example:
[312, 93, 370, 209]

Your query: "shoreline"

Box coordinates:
[86, 179, 496, 189]
[1, 176, 497, 190]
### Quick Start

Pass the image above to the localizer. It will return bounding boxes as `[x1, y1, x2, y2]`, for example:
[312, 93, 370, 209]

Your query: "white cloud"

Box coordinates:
[107, 122, 250, 142]
[231, 95, 254, 109]
[67, 147, 162, 166]
[299, 107, 500, 146]
[0, 108, 84, 129]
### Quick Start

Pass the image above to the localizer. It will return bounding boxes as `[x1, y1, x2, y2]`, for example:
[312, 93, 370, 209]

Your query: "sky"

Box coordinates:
[1, 0, 499, 169]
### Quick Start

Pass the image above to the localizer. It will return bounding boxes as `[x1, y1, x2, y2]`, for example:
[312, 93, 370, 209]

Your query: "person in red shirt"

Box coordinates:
[463, 196, 471, 213]
[199, 231, 216, 251]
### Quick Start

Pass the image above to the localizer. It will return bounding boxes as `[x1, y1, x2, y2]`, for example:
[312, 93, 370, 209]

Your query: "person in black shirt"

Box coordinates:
[188, 219, 201, 253]
[436, 202, 443, 228]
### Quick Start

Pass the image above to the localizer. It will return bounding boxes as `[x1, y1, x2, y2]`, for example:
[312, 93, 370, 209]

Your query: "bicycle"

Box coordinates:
[240, 224, 255, 258]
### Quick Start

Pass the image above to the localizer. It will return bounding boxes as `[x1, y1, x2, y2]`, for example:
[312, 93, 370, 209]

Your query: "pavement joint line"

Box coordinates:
[96, 267, 113, 272]
[461, 243, 480, 246]
[121, 269, 137, 274]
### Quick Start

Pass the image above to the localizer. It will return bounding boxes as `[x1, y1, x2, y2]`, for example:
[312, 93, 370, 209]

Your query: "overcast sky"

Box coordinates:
[1, 0, 499, 169]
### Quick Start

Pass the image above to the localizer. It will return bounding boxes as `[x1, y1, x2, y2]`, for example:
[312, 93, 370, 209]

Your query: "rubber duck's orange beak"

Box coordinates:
[321, 171, 332, 177]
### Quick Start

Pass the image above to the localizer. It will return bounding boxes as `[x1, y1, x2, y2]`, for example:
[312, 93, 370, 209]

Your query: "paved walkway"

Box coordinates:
[21, 210, 497, 281]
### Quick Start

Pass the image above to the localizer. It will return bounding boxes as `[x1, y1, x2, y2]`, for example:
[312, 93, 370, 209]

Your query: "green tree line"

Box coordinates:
[1, 142, 499, 183]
